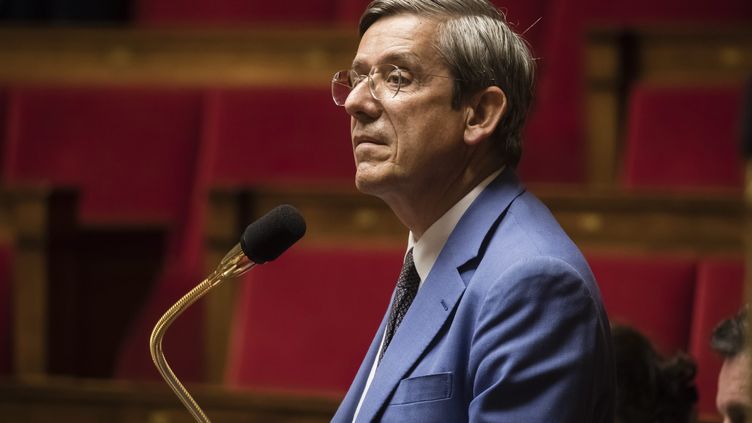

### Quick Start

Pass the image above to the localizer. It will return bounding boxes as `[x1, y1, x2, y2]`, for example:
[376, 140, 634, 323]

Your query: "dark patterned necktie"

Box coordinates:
[379, 248, 421, 364]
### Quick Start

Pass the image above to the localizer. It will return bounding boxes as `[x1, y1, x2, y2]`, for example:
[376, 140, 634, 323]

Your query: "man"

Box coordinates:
[712, 308, 752, 423]
[330, 1, 614, 421]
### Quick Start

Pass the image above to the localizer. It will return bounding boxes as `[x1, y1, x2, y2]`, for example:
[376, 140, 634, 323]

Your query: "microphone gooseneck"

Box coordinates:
[149, 205, 306, 423]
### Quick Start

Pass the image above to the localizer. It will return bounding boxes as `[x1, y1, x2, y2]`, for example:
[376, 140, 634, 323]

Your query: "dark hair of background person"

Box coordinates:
[612, 325, 698, 423]
[711, 306, 747, 358]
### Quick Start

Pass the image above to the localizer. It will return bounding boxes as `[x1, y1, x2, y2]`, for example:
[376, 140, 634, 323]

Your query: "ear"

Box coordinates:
[463, 86, 507, 146]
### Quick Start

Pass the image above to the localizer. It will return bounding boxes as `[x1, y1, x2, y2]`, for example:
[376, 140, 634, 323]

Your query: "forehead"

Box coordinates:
[352, 14, 442, 71]
[718, 354, 752, 411]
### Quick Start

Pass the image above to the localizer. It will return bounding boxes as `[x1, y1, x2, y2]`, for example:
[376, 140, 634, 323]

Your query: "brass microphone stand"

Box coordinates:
[149, 244, 254, 423]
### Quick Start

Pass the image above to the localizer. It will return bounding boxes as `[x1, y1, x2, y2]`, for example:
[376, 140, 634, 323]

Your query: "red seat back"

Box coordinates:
[3, 86, 205, 225]
[225, 247, 403, 393]
[587, 253, 697, 356]
[621, 84, 744, 190]
[2, 86, 210, 380]
[205, 88, 353, 186]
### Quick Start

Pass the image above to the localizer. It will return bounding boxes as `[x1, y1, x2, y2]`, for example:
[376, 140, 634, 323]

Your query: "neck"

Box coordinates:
[383, 164, 502, 239]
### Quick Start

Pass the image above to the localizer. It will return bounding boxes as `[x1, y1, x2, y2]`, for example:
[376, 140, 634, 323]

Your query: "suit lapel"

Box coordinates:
[354, 260, 466, 422]
[354, 168, 526, 422]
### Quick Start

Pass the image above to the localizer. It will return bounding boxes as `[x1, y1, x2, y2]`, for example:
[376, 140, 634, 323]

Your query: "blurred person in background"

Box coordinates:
[612, 324, 697, 423]
[712, 307, 752, 423]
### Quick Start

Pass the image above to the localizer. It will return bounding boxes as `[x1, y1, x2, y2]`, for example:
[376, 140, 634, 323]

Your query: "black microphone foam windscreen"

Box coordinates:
[241, 204, 306, 264]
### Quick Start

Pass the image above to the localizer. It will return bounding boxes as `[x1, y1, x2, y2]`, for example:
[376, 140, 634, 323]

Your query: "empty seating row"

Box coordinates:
[2, 86, 353, 223]
[0, 82, 746, 416]
[0, 85, 354, 382]
[219, 248, 744, 418]
[220, 248, 738, 397]
[0, 84, 746, 204]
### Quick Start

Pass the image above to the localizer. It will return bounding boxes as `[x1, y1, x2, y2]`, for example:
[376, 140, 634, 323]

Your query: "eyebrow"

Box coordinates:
[352, 51, 424, 72]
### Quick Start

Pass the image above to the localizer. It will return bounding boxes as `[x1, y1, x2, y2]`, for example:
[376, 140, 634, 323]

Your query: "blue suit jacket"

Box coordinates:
[333, 169, 614, 422]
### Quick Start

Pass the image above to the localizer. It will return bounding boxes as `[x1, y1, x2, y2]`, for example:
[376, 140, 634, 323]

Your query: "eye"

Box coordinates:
[383, 68, 403, 89]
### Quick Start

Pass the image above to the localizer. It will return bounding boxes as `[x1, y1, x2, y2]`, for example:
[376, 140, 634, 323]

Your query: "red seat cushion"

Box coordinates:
[622, 84, 744, 190]
[587, 253, 697, 356]
[688, 257, 744, 417]
[225, 247, 403, 393]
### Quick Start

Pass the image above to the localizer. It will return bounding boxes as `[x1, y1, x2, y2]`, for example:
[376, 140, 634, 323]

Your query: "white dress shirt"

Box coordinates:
[352, 169, 502, 421]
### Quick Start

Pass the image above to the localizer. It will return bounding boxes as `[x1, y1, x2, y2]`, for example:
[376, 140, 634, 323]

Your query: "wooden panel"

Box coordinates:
[0, 27, 357, 87]
[0, 187, 77, 378]
[1, 187, 171, 379]
[638, 28, 752, 84]
[209, 185, 743, 257]
[0, 378, 338, 423]
[538, 187, 743, 254]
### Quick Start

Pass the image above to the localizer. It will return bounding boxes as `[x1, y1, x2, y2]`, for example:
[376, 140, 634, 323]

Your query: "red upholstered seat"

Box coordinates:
[621, 84, 744, 190]
[519, 0, 752, 185]
[205, 88, 353, 185]
[3, 86, 209, 381]
[587, 253, 697, 356]
[225, 247, 403, 393]
[0, 245, 12, 375]
[135, 0, 338, 25]
[688, 257, 744, 417]
[3, 86, 205, 224]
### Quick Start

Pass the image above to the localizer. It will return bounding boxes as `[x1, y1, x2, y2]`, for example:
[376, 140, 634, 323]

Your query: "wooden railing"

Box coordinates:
[0, 377, 339, 423]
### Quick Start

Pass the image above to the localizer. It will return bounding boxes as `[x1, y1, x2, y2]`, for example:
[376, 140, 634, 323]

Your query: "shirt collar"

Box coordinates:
[407, 168, 503, 284]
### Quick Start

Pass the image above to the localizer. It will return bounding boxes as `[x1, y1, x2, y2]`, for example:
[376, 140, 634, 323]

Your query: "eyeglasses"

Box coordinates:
[331, 64, 457, 106]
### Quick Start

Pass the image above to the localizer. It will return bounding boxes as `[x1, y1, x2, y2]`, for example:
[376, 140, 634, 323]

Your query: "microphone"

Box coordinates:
[242, 204, 307, 264]
[150, 205, 306, 423]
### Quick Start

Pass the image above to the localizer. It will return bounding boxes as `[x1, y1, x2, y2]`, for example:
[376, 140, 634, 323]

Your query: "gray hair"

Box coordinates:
[711, 307, 747, 358]
[359, 0, 535, 167]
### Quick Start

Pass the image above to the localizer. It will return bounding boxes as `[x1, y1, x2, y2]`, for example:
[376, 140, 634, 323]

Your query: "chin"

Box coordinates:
[354, 168, 391, 198]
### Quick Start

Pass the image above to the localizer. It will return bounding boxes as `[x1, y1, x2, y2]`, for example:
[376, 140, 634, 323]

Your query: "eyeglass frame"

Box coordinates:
[331, 63, 461, 107]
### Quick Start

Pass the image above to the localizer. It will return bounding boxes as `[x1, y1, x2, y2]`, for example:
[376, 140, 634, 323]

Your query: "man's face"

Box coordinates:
[718, 352, 752, 423]
[345, 14, 468, 200]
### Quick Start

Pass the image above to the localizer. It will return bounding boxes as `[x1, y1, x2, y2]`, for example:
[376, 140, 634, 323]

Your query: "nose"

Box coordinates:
[344, 78, 381, 123]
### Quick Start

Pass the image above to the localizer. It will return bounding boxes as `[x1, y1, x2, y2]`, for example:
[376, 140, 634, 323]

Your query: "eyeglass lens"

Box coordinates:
[331, 65, 402, 106]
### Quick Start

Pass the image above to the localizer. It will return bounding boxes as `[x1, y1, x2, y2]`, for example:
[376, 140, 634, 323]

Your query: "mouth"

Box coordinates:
[353, 135, 386, 148]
